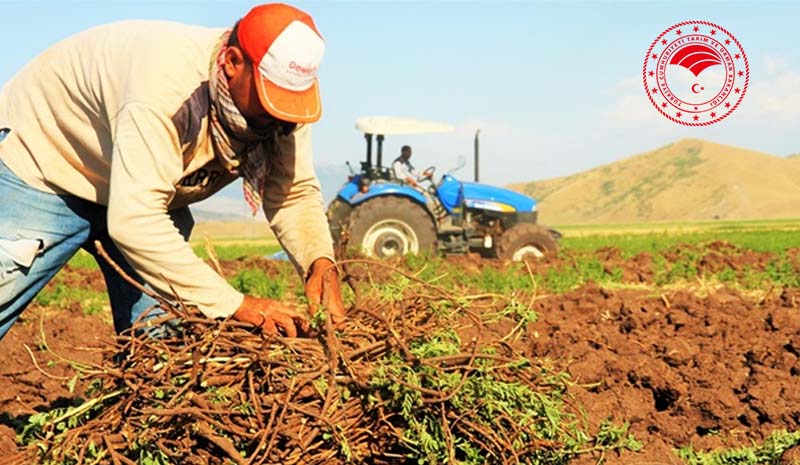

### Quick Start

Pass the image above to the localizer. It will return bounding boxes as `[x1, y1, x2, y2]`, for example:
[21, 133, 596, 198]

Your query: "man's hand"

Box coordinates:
[232, 296, 309, 337]
[305, 258, 346, 328]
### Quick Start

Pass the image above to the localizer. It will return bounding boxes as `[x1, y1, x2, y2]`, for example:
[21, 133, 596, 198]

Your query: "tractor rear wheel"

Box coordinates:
[495, 223, 558, 261]
[348, 197, 436, 258]
[326, 198, 353, 248]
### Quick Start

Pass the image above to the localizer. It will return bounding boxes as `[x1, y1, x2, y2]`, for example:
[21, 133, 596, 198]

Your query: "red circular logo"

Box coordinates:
[643, 20, 749, 126]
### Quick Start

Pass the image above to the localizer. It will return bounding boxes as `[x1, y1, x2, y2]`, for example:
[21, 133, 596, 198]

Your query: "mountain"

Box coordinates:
[509, 139, 800, 225]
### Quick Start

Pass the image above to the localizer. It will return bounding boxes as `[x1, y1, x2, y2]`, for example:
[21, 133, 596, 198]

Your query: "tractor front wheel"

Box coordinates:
[348, 197, 436, 258]
[495, 223, 559, 261]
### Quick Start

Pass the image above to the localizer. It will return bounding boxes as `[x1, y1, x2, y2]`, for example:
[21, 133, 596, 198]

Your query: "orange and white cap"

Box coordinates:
[237, 3, 324, 123]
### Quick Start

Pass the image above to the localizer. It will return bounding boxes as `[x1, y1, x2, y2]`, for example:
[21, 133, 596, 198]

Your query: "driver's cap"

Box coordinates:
[237, 3, 324, 123]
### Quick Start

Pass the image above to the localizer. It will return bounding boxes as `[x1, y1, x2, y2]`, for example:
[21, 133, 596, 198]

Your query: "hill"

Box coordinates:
[510, 139, 800, 225]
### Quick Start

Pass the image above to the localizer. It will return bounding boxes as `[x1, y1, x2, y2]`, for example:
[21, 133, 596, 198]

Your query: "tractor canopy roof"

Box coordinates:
[355, 116, 454, 136]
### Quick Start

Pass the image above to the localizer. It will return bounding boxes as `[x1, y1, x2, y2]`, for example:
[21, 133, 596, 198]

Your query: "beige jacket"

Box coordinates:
[0, 20, 334, 318]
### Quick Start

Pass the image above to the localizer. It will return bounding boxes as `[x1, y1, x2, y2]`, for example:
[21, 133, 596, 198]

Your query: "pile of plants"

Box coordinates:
[3, 259, 640, 465]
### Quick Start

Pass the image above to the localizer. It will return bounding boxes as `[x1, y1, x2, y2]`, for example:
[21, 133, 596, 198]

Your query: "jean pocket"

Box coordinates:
[0, 237, 42, 303]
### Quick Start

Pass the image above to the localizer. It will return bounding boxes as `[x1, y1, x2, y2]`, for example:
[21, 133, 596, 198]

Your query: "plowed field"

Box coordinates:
[1, 241, 799, 464]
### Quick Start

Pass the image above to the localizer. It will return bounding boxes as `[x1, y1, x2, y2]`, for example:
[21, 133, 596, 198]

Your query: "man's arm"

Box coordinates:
[106, 103, 245, 318]
[392, 160, 418, 187]
[262, 124, 345, 324]
[261, 124, 334, 276]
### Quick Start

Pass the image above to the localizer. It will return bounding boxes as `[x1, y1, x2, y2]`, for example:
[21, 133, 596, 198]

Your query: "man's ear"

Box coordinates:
[223, 46, 247, 79]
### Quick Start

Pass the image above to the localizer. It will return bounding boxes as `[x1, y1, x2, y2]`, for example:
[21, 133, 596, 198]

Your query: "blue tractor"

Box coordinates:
[327, 117, 560, 260]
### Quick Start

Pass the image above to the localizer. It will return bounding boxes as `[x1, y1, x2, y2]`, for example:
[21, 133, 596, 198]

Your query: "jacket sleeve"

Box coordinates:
[262, 124, 334, 278]
[107, 102, 244, 318]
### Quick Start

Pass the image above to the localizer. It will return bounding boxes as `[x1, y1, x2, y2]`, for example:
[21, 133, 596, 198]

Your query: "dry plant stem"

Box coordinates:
[252, 399, 281, 465]
[204, 236, 225, 276]
[37, 311, 106, 374]
[163, 275, 191, 318]
[195, 421, 248, 465]
[22, 344, 71, 381]
[103, 435, 122, 465]
[264, 378, 297, 460]
[440, 403, 456, 464]
[94, 240, 172, 309]
[320, 305, 343, 415]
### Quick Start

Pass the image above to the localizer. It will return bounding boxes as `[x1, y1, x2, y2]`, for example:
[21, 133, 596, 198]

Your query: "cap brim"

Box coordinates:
[254, 64, 321, 124]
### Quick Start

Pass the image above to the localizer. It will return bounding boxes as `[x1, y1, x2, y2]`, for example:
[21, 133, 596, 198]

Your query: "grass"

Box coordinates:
[676, 430, 800, 465]
[562, 229, 800, 255]
[35, 283, 108, 316]
[402, 238, 799, 296]
[228, 268, 289, 300]
[65, 250, 100, 270]
[556, 217, 800, 236]
[558, 217, 800, 256]
[65, 242, 283, 270]
[192, 242, 282, 261]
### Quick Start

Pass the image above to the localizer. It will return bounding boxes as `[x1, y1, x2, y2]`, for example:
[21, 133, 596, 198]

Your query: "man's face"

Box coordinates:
[223, 46, 280, 130]
[402, 148, 412, 160]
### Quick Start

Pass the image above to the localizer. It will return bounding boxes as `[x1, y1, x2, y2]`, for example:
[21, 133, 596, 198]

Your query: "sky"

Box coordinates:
[1, 0, 798, 189]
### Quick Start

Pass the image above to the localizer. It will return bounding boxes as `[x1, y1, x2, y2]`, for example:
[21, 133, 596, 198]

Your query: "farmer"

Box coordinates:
[0, 3, 344, 340]
[392, 145, 420, 187]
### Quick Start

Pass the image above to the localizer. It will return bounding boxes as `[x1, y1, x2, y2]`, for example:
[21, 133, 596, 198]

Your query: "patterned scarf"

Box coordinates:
[208, 31, 285, 215]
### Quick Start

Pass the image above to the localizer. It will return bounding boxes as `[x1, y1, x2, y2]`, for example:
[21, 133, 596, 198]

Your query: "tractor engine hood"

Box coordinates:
[461, 182, 537, 213]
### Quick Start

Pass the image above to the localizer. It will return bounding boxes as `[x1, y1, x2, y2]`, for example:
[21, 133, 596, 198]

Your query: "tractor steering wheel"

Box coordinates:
[419, 166, 436, 181]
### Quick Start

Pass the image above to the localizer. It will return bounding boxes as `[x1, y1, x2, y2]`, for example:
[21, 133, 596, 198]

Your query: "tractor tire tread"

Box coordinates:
[495, 223, 559, 260]
[348, 196, 436, 257]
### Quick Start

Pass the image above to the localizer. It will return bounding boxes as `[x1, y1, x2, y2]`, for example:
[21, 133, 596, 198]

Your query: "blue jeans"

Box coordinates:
[0, 157, 193, 339]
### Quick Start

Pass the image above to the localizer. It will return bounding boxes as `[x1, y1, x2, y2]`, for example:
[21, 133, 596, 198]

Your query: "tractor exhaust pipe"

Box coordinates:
[365, 133, 373, 169]
[376, 134, 384, 168]
[474, 129, 480, 182]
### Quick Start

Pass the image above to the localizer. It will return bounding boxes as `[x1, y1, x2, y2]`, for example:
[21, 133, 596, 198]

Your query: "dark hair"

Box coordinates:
[401, 145, 412, 154]
[227, 21, 251, 64]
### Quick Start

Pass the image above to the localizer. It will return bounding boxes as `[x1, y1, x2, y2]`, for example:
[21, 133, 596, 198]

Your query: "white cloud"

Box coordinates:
[606, 92, 661, 125]
[729, 55, 800, 122]
[737, 69, 800, 121]
[613, 76, 642, 93]
[763, 54, 789, 76]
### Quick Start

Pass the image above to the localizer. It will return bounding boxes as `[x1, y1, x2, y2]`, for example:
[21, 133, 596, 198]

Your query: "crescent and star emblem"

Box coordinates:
[643, 21, 748, 126]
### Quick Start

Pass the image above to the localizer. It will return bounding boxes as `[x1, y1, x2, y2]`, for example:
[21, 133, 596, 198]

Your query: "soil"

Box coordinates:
[1, 248, 798, 463]
[488, 241, 798, 286]
[0, 305, 113, 457]
[782, 445, 800, 465]
[528, 284, 800, 464]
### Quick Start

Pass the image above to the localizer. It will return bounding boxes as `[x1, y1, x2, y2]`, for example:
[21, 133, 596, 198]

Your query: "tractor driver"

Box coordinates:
[392, 145, 421, 188]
